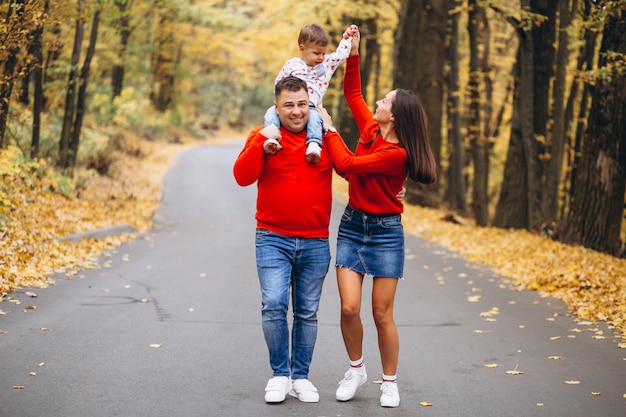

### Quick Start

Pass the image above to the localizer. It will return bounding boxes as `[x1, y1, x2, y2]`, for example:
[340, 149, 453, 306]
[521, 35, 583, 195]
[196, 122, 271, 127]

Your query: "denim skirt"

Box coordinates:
[335, 205, 404, 278]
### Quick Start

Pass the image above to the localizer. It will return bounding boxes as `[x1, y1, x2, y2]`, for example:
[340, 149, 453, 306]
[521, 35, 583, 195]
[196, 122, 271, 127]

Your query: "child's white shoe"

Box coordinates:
[305, 142, 321, 164]
[264, 138, 282, 155]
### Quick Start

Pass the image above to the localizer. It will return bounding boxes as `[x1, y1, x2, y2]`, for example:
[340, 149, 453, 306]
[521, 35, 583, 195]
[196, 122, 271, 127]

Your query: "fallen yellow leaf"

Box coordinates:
[591, 392, 601, 396]
[419, 402, 433, 407]
[564, 380, 580, 384]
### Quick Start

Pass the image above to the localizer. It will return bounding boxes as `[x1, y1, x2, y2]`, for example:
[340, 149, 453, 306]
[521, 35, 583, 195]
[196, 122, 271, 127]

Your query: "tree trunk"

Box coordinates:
[150, 10, 176, 112]
[111, 0, 131, 99]
[394, 0, 449, 206]
[564, 10, 626, 256]
[494, 55, 529, 229]
[0, 0, 26, 148]
[68, 8, 100, 169]
[562, 0, 595, 219]
[59, 2, 84, 168]
[444, 0, 466, 214]
[30, 0, 50, 158]
[530, 0, 557, 225]
[468, 0, 490, 226]
[543, 0, 571, 225]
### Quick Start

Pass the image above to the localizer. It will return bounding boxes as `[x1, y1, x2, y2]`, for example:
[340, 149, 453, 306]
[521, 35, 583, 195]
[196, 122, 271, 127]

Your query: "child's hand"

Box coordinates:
[343, 24, 359, 39]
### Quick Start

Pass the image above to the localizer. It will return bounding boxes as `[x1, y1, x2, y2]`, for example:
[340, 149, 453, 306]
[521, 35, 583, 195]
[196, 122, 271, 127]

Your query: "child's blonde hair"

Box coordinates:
[298, 24, 330, 47]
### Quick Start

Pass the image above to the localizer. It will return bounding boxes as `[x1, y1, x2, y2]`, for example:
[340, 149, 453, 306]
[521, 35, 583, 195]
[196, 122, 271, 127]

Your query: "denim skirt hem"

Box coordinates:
[335, 205, 404, 278]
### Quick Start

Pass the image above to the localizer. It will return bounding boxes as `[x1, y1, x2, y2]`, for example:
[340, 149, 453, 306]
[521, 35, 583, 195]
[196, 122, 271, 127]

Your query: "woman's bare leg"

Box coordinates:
[336, 266, 365, 360]
[372, 277, 399, 376]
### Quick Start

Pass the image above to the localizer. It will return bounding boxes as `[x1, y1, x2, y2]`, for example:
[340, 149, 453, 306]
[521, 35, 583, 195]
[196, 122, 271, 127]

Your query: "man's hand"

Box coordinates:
[259, 125, 281, 140]
[344, 24, 359, 39]
[317, 106, 333, 132]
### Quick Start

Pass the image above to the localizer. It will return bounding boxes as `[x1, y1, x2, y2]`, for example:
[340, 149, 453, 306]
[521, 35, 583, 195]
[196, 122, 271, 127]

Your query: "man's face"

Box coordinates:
[274, 88, 309, 133]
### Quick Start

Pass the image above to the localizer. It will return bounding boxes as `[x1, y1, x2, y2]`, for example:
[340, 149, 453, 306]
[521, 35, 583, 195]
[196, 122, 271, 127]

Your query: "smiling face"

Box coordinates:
[373, 90, 397, 124]
[275, 88, 310, 134]
[300, 42, 328, 67]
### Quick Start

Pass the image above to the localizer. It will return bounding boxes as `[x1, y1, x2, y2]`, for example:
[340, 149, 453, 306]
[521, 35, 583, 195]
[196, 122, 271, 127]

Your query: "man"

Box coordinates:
[233, 76, 333, 403]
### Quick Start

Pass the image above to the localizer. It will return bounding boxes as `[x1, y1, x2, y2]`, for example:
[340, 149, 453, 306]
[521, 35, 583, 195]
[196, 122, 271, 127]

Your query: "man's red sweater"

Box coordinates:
[233, 126, 333, 238]
[325, 54, 408, 215]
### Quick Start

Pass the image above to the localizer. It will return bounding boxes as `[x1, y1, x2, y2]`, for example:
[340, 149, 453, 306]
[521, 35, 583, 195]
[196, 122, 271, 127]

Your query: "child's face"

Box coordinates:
[299, 43, 328, 67]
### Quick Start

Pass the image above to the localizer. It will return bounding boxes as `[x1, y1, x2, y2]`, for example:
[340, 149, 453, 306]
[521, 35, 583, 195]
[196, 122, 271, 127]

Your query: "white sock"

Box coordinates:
[350, 357, 364, 368]
[382, 373, 397, 382]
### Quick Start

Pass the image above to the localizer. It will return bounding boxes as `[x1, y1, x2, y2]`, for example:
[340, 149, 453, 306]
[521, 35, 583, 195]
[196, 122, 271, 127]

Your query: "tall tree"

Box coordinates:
[0, 0, 28, 148]
[393, 0, 450, 206]
[493, 2, 543, 230]
[111, 0, 132, 99]
[59, 1, 84, 168]
[444, 0, 466, 214]
[543, 0, 574, 223]
[30, 0, 50, 158]
[564, 7, 626, 256]
[467, 0, 490, 226]
[562, 0, 598, 218]
[150, 3, 179, 112]
[67, 6, 100, 169]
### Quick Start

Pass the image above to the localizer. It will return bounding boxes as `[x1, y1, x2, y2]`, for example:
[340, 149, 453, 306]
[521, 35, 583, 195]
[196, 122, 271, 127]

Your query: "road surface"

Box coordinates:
[1, 141, 624, 417]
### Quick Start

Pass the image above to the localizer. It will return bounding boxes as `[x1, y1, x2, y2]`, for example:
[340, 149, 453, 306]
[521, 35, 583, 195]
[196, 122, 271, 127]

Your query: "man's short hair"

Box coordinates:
[275, 76, 308, 98]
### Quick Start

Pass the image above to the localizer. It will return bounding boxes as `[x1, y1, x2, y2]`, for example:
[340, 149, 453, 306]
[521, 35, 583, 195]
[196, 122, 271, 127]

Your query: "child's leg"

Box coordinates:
[262, 105, 281, 154]
[263, 105, 280, 128]
[305, 108, 323, 163]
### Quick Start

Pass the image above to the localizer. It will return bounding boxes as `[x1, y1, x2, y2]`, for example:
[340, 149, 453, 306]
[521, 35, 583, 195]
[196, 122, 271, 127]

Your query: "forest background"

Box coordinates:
[0, 0, 625, 341]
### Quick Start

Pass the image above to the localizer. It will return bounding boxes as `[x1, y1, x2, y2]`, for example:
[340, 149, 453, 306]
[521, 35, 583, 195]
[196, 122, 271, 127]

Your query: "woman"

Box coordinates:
[320, 28, 436, 408]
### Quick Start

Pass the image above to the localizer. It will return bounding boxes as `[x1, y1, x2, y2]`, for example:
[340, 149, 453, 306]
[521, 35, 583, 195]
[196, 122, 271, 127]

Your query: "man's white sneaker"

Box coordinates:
[335, 366, 367, 401]
[263, 138, 282, 154]
[380, 381, 400, 407]
[305, 142, 321, 163]
[264, 376, 291, 403]
[289, 379, 319, 403]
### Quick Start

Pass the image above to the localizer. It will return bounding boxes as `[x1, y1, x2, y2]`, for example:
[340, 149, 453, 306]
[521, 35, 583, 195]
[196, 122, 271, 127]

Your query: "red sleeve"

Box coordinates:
[343, 55, 378, 143]
[233, 126, 266, 186]
[326, 132, 407, 176]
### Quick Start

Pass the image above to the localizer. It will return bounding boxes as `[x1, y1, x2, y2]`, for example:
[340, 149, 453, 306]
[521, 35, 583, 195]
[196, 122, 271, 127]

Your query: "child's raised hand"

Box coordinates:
[344, 24, 359, 39]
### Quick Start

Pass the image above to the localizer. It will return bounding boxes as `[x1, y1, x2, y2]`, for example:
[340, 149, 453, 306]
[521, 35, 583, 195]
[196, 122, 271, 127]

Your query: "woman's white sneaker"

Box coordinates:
[335, 366, 367, 401]
[380, 381, 400, 407]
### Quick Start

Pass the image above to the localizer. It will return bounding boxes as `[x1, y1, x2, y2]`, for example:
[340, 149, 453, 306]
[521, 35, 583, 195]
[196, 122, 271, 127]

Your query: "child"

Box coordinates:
[263, 23, 358, 163]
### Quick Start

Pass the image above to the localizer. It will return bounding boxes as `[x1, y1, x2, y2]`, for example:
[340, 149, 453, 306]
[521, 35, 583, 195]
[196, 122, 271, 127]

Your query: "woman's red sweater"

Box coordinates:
[326, 55, 408, 215]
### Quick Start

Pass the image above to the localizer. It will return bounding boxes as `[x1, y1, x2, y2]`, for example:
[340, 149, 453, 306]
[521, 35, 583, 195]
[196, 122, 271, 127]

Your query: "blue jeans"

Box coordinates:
[255, 229, 330, 379]
[263, 105, 323, 146]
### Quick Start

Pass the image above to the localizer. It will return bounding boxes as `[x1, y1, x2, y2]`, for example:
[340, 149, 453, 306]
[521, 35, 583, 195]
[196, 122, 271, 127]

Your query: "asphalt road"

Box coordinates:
[1, 142, 624, 417]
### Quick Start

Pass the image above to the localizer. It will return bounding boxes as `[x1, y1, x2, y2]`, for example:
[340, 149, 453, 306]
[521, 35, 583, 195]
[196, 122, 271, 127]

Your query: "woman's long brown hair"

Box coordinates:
[392, 89, 437, 184]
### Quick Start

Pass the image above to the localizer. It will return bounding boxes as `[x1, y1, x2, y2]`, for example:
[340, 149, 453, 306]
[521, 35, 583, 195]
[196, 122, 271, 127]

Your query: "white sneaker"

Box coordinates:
[264, 138, 282, 154]
[264, 376, 291, 403]
[305, 142, 321, 163]
[289, 378, 319, 403]
[380, 381, 400, 407]
[335, 366, 367, 401]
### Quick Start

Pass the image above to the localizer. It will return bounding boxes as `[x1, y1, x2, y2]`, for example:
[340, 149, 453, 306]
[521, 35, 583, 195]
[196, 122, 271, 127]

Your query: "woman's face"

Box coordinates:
[373, 90, 396, 124]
